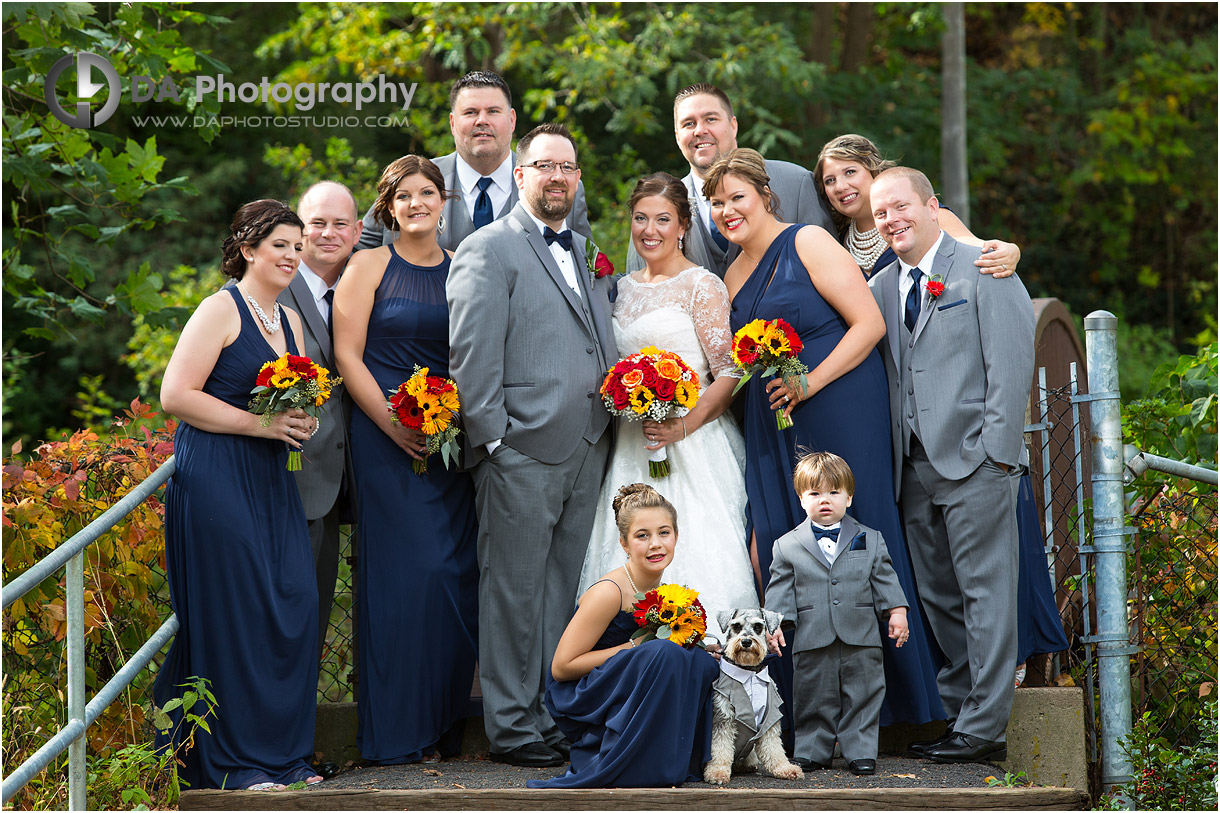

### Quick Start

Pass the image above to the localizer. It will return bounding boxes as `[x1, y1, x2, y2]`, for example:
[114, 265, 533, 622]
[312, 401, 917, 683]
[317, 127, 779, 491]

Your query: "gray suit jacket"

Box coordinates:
[357, 151, 593, 252]
[447, 203, 616, 466]
[766, 516, 907, 652]
[868, 233, 1035, 495]
[277, 272, 354, 520]
[712, 670, 784, 762]
[626, 159, 835, 277]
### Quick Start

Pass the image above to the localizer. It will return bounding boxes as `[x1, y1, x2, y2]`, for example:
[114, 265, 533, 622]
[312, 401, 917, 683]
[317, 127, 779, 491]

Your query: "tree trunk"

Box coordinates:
[941, 2, 969, 224]
[841, 3, 874, 73]
[803, 4, 835, 130]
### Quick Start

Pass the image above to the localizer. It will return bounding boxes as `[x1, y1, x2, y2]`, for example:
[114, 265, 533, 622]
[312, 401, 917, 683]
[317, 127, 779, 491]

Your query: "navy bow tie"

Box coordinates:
[543, 227, 573, 251]
[812, 526, 840, 541]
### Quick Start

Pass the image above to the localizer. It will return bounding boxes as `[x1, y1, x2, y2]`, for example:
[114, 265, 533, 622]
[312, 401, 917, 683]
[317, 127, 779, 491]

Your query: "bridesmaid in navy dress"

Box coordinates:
[334, 156, 478, 764]
[156, 200, 322, 791]
[529, 484, 719, 789]
[704, 149, 945, 734]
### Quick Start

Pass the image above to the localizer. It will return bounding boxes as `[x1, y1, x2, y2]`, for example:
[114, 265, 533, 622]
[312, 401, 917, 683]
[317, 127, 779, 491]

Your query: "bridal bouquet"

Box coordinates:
[730, 318, 809, 430]
[600, 346, 699, 478]
[630, 584, 708, 649]
[387, 365, 461, 475]
[249, 353, 341, 471]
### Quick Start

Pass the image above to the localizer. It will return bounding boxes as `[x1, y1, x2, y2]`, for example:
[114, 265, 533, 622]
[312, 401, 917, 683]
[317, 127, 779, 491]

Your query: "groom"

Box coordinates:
[447, 123, 616, 767]
[868, 167, 1034, 764]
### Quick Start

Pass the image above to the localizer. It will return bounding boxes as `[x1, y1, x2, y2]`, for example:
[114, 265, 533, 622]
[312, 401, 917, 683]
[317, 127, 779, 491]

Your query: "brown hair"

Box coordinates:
[627, 173, 692, 246]
[873, 166, 937, 203]
[219, 199, 304, 280]
[371, 155, 450, 231]
[612, 483, 678, 540]
[448, 70, 512, 110]
[672, 83, 734, 119]
[814, 134, 898, 234]
[792, 451, 856, 496]
[516, 122, 578, 165]
[701, 148, 781, 216]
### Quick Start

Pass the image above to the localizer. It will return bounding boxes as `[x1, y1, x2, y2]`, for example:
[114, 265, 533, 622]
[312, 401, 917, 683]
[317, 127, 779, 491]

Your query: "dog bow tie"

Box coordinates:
[543, 227, 573, 251]
[812, 526, 840, 541]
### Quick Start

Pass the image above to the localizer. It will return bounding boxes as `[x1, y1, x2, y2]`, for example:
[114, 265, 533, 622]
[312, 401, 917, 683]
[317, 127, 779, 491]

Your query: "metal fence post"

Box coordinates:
[1084, 310, 1134, 795]
[66, 550, 86, 810]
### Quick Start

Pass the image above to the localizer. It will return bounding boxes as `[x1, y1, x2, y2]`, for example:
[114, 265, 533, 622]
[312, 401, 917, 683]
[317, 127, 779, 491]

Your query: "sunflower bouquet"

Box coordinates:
[387, 365, 461, 474]
[630, 584, 708, 650]
[730, 317, 809, 430]
[249, 353, 341, 471]
[600, 346, 699, 478]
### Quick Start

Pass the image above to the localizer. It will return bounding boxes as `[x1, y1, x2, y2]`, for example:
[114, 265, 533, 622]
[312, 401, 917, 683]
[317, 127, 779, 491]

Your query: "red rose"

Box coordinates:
[594, 252, 615, 278]
[655, 377, 676, 400]
[639, 364, 659, 388]
[612, 386, 631, 411]
[926, 279, 946, 298]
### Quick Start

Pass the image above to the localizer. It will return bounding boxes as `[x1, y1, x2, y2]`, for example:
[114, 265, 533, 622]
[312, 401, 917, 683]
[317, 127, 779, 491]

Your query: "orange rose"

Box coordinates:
[654, 358, 682, 381]
[622, 369, 645, 389]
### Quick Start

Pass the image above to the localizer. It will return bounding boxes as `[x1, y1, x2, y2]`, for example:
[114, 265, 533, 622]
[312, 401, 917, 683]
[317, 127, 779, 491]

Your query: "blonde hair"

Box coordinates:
[612, 483, 678, 539]
[873, 166, 936, 204]
[701, 148, 781, 216]
[792, 451, 855, 496]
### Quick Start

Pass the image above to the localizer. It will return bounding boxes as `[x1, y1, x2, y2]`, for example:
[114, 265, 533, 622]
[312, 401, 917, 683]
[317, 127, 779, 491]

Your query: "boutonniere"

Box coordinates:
[585, 241, 615, 282]
[925, 274, 946, 299]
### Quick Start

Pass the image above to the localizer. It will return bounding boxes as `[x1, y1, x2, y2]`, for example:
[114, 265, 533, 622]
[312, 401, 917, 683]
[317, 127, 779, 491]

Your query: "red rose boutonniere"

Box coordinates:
[925, 274, 946, 299]
[585, 241, 615, 282]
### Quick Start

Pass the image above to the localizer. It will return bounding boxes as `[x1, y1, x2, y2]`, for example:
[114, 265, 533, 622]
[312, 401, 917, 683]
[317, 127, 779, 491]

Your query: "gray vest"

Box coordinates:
[899, 318, 923, 455]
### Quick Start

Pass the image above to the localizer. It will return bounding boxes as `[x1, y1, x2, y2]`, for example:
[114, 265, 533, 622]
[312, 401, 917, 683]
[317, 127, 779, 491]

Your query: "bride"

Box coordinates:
[578, 173, 757, 640]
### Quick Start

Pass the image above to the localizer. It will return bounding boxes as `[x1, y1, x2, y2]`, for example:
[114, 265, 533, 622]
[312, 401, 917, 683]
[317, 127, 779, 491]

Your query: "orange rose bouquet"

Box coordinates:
[387, 365, 461, 475]
[731, 317, 809, 430]
[249, 353, 341, 470]
[600, 346, 699, 478]
[630, 584, 708, 649]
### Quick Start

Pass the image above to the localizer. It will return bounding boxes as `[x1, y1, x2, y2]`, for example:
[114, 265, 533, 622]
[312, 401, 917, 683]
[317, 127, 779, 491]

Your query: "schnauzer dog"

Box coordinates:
[703, 608, 803, 785]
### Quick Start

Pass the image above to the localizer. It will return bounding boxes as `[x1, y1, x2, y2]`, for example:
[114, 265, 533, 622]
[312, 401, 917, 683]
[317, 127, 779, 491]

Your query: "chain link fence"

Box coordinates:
[318, 526, 357, 702]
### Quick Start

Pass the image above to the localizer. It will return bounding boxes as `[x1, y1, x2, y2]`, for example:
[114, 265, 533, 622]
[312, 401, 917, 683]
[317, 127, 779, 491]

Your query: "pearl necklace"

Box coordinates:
[624, 562, 641, 595]
[241, 285, 281, 334]
[846, 220, 888, 272]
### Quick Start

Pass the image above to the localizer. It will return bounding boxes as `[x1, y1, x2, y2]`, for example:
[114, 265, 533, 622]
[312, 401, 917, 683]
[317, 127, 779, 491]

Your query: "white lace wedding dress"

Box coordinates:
[578, 266, 758, 640]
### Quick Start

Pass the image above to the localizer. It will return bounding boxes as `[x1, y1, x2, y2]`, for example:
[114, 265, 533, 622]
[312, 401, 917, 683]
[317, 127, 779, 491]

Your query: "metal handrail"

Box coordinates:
[1, 455, 177, 810]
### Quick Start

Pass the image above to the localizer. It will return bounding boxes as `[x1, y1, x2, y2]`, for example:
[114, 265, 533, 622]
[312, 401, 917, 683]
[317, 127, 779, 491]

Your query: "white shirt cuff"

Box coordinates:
[485, 439, 502, 455]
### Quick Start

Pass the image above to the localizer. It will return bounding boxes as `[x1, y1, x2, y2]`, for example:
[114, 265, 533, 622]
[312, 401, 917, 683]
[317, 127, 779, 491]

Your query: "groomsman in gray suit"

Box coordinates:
[278, 181, 360, 659]
[357, 71, 592, 251]
[867, 167, 1035, 764]
[447, 123, 616, 768]
[626, 82, 835, 277]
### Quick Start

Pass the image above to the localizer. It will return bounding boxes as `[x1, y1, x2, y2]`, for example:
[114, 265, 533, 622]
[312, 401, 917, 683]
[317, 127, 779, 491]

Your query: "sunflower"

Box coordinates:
[657, 583, 699, 607]
[628, 386, 654, 415]
[269, 370, 301, 389]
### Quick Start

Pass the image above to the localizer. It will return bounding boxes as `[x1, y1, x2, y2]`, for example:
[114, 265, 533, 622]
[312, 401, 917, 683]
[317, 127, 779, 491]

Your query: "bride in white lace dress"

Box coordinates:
[579, 173, 757, 640]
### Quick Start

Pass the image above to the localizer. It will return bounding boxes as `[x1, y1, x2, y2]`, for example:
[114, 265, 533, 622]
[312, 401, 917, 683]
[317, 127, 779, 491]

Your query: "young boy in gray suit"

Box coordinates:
[766, 452, 910, 776]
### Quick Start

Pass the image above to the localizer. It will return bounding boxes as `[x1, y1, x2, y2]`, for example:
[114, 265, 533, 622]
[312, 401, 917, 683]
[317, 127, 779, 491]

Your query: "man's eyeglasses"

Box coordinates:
[521, 160, 580, 175]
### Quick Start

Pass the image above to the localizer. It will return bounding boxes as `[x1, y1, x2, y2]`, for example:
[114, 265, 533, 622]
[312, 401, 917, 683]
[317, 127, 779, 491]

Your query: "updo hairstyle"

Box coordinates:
[220, 199, 304, 280]
[371, 155, 453, 231]
[627, 172, 692, 252]
[814, 134, 897, 234]
[700, 148, 782, 217]
[612, 483, 678, 540]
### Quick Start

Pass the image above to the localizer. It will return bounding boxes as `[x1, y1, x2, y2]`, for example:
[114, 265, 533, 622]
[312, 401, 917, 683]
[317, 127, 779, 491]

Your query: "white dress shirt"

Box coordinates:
[719, 659, 775, 729]
[897, 230, 946, 327]
[455, 153, 513, 223]
[811, 521, 842, 563]
[296, 261, 336, 328]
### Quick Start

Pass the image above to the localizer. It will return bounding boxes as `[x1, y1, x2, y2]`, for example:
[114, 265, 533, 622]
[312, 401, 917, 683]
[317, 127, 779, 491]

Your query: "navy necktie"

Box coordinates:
[323, 289, 335, 340]
[904, 266, 923, 333]
[473, 177, 494, 229]
[708, 214, 729, 252]
[812, 526, 840, 542]
[544, 227, 573, 251]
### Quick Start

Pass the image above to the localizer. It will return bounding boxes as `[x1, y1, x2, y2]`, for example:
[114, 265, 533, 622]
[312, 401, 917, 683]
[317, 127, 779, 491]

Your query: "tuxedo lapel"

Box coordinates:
[912, 235, 955, 345]
[500, 151, 519, 216]
[288, 272, 333, 366]
[834, 515, 860, 561]
[875, 265, 902, 368]
[795, 521, 831, 571]
[515, 209, 595, 334]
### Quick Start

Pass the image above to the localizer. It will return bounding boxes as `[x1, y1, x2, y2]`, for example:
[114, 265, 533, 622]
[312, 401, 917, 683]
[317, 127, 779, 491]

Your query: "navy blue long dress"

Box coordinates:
[730, 225, 945, 728]
[1016, 475, 1070, 663]
[350, 246, 479, 763]
[154, 285, 318, 790]
[528, 583, 720, 789]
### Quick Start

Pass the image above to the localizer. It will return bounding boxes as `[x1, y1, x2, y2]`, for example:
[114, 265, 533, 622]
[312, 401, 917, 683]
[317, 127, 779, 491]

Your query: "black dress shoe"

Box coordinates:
[489, 742, 563, 768]
[908, 730, 956, 757]
[925, 733, 1007, 764]
[548, 737, 572, 761]
[792, 757, 830, 771]
[310, 760, 340, 779]
[848, 759, 876, 776]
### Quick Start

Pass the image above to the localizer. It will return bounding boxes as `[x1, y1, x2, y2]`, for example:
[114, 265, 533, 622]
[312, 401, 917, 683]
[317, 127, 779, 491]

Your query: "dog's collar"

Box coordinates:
[721, 654, 770, 674]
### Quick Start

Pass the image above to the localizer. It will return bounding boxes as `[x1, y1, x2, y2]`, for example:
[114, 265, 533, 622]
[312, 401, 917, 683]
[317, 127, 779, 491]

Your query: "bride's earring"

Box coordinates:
[678, 233, 685, 251]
